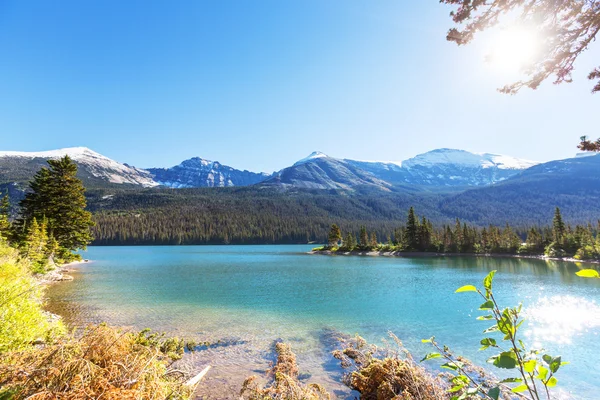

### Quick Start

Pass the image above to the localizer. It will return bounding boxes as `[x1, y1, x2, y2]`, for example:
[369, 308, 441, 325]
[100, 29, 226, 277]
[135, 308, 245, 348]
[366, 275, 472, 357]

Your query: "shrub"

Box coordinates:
[0, 324, 193, 400]
[241, 342, 331, 399]
[333, 334, 449, 400]
[0, 241, 63, 352]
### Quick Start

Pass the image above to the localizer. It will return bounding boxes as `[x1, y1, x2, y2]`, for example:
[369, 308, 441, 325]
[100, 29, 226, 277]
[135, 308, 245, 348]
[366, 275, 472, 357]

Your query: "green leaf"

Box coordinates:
[483, 325, 499, 334]
[492, 351, 518, 369]
[455, 285, 477, 293]
[500, 378, 522, 383]
[479, 338, 497, 351]
[576, 269, 600, 278]
[421, 337, 433, 343]
[477, 314, 494, 320]
[546, 376, 558, 388]
[479, 300, 494, 310]
[448, 384, 465, 393]
[488, 387, 500, 400]
[512, 384, 529, 393]
[537, 366, 549, 381]
[549, 356, 562, 373]
[441, 361, 464, 371]
[483, 270, 496, 291]
[421, 352, 442, 362]
[524, 359, 536, 373]
[542, 354, 552, 365]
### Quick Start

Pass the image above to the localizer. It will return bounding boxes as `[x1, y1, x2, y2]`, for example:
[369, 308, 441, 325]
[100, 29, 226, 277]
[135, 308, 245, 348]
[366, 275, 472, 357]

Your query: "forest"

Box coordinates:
[319, 207, 600, 260]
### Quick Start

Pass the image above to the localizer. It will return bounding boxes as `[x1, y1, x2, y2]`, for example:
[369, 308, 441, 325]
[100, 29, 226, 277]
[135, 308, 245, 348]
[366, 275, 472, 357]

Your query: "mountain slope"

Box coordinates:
[261, 152, 391, 190]
[0, 147, 157, 188]
[147, 157, 269, 188]
[440, 154, 600, 225]
[346, 149, 538, 188]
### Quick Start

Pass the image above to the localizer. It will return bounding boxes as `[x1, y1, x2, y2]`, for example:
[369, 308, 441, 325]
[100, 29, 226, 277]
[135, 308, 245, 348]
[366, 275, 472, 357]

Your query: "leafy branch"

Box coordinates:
[423, 271, 566, 400]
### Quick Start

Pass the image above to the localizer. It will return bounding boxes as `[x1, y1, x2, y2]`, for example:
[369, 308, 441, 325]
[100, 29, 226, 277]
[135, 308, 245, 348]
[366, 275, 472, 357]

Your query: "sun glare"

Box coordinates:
[487, 27, 540, 73]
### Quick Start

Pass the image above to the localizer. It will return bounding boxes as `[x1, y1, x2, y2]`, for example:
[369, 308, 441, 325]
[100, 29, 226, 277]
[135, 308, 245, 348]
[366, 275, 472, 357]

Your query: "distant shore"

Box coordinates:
[309, 249, 600, 265]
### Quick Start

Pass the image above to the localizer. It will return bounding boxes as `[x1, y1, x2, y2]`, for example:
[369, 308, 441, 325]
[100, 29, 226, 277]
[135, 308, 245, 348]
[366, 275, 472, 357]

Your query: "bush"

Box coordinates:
[333, 334, 449, 400]
[0, 241, 63, 352]
[0, 324, 193, 400]
[241, 342, 330, 399]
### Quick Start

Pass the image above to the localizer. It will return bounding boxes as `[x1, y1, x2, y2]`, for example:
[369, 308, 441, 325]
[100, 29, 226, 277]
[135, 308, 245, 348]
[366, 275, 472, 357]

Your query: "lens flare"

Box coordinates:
[524, 295, 600, 346]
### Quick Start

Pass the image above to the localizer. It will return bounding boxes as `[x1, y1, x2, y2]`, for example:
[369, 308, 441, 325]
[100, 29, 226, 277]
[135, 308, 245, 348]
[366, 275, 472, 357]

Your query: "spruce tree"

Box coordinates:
[369, 231, 378, 248]
[17, 156, 94, 260]
[327, 224, 342, 248]
[21, 217, 49, 272]
[359, 226, 369, 249]
[343, 232, 356, 251]
[552, 207, 566, 245]
[405, 207, 419, 250]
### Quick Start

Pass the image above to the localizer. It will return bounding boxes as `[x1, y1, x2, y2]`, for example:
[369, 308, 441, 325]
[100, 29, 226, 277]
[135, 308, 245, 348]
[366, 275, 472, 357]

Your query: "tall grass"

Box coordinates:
[0, 240, 62, 352]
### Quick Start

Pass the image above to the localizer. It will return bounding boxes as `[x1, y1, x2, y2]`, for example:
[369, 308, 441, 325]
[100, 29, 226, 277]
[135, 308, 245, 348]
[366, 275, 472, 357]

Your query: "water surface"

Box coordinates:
[46, 245, 600, 399]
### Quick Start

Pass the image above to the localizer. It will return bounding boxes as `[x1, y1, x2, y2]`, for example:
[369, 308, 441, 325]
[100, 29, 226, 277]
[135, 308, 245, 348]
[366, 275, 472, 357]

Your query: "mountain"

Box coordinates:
[0, 147, 158, 188]
[262, 149, 538, 191]
[261, 152, 392, 190]
[345, 148, 539, 188]
[439, 154, 600, 225]
[147, 157, 269, 188]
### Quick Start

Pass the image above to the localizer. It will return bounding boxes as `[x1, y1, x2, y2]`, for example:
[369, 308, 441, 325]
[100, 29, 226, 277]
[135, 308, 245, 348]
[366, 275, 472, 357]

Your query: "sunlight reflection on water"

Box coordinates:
[524, 295, 600, 346]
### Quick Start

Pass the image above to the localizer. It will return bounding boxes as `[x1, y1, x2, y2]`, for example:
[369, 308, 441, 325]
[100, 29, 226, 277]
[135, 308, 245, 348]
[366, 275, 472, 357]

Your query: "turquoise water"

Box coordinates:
[47, 245, 600, 399]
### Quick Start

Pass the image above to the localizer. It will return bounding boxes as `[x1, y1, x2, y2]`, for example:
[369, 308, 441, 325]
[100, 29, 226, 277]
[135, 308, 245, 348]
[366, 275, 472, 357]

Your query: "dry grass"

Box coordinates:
[333, 334, 449, 400]
[240, 342, 331, 400]
[0, 324, 193, 400]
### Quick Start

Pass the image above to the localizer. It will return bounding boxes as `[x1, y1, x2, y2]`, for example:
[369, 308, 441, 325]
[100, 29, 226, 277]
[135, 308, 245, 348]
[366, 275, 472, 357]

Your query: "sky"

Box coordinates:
[0, 1, 598, 172]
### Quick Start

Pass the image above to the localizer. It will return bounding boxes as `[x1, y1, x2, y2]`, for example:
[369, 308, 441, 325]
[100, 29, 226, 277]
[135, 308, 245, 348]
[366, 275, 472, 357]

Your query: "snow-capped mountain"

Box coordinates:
[345, 149, 539, 188]
[261, 152, 392, 190]
[0, 146, 542, 192]
[147, 157, 270, 188]
[0, 147, 158, 187]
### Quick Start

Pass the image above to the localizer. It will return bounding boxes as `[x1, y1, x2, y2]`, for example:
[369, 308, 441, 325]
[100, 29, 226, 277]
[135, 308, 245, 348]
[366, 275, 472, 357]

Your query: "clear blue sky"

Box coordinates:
[0, 1, 598, 172]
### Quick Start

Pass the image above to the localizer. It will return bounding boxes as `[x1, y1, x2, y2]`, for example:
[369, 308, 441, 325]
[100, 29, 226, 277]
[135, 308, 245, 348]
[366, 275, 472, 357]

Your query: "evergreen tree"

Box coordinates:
[343, 232, 356, 251]
[405, 207, 419, 250]
[552, 207, 566, 245]
[21, 218, 49, 272]
[369, 231, 378, 248]
[327, 224, 342, 247]
[359, 226, 369, 249]
[417, 216, 431, 251]
[17, 156, 94, 260]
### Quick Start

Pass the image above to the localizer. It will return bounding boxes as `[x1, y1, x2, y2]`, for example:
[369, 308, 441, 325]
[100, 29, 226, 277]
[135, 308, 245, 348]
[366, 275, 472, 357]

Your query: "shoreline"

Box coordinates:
[309, 249, 600, 266]
[37, 259, 90, 285]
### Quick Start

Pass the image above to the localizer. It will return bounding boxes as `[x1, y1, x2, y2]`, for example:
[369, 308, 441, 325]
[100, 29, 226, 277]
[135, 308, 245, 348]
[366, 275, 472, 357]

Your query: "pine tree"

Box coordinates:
[552, 207, 566, 245]
[405, 207, 419, 250]
[343, 232, 356, 251]
[21, 218, 49, 272]
[17, 156, 94, 261]
[327, 224, 342, 248]
[369, 231, 378, 248]
[359, 226, 369, 249]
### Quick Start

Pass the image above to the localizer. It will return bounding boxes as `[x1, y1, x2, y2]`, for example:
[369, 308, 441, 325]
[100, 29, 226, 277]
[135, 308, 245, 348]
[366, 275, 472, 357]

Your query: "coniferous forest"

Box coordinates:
[318, 207, 600, 260]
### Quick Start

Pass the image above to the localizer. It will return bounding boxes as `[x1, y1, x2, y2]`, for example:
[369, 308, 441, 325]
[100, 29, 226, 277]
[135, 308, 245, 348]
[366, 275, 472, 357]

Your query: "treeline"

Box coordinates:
[322, 207, 600, 260]
[87, 187, 433, 245]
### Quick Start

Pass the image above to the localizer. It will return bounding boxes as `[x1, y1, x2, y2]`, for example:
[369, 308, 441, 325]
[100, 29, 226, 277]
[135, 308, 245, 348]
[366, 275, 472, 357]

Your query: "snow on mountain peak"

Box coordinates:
[294, 151, 329, 166]
[0, 147, 158, 187]
[0, 146, 100, 160]
[401, 148, 538, 170]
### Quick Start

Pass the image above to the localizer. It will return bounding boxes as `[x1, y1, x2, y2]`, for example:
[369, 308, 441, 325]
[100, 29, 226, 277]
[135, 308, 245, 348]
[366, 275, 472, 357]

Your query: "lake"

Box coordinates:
[46, 245, 600, 399]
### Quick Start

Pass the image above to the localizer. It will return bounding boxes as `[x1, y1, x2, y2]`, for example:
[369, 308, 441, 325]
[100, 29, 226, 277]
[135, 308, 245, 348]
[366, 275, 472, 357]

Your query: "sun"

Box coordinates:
[487, 26, 540, 73]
